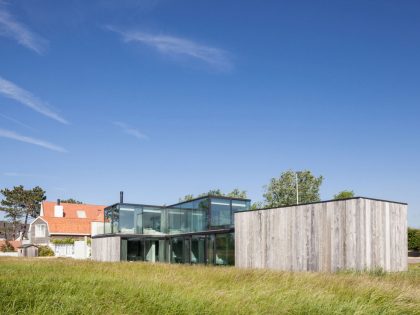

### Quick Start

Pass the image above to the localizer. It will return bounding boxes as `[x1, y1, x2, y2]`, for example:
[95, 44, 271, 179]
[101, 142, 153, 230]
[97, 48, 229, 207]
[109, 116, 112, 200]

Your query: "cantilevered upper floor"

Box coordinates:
[101, 195, 251, 236]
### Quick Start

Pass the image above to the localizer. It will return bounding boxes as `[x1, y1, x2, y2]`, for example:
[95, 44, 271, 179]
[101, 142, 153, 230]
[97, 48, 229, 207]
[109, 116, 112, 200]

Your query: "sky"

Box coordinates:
[0, 0, 419, 227]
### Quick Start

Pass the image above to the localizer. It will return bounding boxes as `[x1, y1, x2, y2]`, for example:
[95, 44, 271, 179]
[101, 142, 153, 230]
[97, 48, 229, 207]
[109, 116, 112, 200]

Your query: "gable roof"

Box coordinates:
[40, 201, 105, 235]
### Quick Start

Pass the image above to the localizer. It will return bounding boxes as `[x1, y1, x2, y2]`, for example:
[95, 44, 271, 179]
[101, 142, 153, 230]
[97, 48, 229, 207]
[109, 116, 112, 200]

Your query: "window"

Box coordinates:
[35, 224, 47, 237]
[76, 210, 86, 218]
[211, 199, 232, 227]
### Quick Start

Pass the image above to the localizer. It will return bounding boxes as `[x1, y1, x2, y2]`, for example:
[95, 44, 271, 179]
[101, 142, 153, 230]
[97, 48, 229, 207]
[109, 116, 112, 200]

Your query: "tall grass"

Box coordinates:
[1, 257, 419, 314]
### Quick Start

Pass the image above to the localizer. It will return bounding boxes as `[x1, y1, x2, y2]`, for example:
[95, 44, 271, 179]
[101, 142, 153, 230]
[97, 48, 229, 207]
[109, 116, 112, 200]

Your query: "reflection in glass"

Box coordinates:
[215, 233, 235, 265]
[211, 199, 232, 227]
[142, 208, 163, 235]
[119, 206, 135, 233]
[191, 236, 206, 264]
[171, 237, 184, 263]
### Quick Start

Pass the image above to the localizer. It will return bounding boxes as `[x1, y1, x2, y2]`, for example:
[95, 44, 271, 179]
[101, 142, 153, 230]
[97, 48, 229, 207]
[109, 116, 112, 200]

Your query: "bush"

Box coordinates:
[408, 227, 420, 251]
[52, 238, 75, 245]
[0, 241, 15, 252]
[38, 246, 54, 257]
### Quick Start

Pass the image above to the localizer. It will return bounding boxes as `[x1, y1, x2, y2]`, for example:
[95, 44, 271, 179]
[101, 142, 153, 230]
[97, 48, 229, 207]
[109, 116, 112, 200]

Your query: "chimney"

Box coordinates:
[120, 191, 124, 203]
[54, 199, 63, 217]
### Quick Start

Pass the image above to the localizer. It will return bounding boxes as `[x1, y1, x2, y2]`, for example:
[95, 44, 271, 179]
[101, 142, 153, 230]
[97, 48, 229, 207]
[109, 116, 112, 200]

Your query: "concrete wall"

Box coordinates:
[91, 236, 121, 262]
[235, 198, 407, 272]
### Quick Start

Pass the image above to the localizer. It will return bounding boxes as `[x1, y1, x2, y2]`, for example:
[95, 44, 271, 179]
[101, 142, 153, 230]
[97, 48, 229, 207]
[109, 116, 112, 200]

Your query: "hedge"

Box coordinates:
[408, 227, 420, 251]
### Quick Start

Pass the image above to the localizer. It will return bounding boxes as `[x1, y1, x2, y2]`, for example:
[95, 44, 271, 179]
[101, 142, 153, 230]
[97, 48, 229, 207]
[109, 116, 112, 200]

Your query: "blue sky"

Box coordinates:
[0, 0, 419, 227]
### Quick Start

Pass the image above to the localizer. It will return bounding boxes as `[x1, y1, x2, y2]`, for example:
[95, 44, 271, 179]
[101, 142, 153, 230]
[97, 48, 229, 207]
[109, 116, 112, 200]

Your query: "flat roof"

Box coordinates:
[234, 196, 407, 214]
[105, 195, 251, 209]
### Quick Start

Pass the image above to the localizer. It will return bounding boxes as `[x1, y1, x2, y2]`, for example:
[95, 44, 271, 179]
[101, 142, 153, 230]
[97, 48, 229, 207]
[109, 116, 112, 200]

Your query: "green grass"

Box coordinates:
[1, 258, 419, 315]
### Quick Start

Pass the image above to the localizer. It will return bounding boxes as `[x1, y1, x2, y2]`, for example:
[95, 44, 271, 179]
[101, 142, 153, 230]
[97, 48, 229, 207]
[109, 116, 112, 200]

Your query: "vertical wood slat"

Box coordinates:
[234, 198, 407, 272]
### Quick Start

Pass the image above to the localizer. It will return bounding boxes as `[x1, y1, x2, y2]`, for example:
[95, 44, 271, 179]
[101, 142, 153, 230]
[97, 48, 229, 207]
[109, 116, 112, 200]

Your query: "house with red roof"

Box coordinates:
[29, 199, 104, 256]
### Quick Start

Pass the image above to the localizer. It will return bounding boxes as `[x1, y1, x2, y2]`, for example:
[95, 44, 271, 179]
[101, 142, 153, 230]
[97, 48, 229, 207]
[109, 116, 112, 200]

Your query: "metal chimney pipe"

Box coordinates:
[120, 191, 124, 203]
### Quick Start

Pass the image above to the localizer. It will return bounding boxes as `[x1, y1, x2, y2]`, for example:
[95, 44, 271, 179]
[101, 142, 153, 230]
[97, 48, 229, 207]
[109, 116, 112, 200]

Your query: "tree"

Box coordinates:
[179, 194, 194, 202]
[0, 185, 46, 239]
[61, 198, 83, 204]
[408, 227, 420, 251]
[263, 170, 323, 207]
[251, 201, 264, 210]
[227, 189, 247, 199]
[179, 189, 248, 202]
[333, 190, 355, 200]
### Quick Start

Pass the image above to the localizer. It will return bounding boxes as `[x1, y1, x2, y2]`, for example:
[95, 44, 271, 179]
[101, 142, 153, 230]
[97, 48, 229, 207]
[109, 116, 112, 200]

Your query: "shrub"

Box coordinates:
[408, 227, 420, 251]
[0, 241, 15, 252]
[52, 238, 75, 245]
[38, 246, 54, 257]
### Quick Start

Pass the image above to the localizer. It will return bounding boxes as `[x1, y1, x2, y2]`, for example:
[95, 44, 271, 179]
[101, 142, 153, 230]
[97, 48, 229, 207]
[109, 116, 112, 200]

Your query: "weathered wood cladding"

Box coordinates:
[91, 236, 121, 262]
[235, 198, 407, 272]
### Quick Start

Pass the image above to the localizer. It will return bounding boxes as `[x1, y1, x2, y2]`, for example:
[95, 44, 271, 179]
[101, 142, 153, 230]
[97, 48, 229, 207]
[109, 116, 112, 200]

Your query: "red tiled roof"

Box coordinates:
[40, 201, 105, 235]
[0, 240, 21, 251]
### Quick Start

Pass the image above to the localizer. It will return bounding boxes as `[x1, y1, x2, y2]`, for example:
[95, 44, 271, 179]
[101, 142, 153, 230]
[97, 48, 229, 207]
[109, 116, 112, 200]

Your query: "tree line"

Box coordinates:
[179, 169, 354, 209]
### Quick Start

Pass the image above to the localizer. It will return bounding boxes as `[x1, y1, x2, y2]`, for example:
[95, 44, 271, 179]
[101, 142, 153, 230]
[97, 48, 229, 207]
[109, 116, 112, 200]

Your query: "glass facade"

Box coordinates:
[99, 196, 251, 266]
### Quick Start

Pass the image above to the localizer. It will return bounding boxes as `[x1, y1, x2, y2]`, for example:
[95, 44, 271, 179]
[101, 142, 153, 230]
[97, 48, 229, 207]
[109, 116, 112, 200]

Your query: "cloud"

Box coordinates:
[0, 76, 68, 124]
[107, 26, 232, 71]
[113, 121, 149, 140]
[3, 172, 57, 179]
[0, 3, 48, 54]
[0, 112, 35, 130]
[0, 128, 67, 153]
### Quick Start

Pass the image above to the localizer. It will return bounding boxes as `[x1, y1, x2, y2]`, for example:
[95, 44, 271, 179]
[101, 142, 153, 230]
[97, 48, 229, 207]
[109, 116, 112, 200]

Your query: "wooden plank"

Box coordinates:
[234, 198, 407, 272]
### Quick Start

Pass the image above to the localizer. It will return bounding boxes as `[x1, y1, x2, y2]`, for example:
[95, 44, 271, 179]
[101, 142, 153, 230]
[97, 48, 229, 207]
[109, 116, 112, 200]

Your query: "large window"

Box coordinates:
[170, 237, 185, 263]
[142, 208, 163, 235]
[231, 200, 251, 224]
[119, 206, 135, 234]
[211, 199, 232, 227]
[191, 236, 206, 264]
[168, 208, 188, 234]
[35, 224, 46, 237]
[215, 233, 235, 265]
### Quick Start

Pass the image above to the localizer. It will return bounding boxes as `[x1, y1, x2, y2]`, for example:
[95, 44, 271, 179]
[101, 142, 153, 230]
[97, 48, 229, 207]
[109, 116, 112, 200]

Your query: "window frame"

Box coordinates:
[35, 224, 47, 238]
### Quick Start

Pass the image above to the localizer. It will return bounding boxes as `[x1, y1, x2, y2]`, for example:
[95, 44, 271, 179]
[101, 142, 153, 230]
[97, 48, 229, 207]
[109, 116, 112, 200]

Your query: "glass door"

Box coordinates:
[191, 236, 206, 264]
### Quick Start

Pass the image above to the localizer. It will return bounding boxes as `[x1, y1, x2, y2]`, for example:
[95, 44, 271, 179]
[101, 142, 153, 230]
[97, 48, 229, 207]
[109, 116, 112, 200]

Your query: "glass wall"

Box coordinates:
[231, 200, 251, 224]
[101, 197, 250, 237]
[215, 233, 235, 265]
[170, 237, 185, 263]
[210, 198, 232, 227]
[191, 236, 206, 264]
[142, 207, 164, 235]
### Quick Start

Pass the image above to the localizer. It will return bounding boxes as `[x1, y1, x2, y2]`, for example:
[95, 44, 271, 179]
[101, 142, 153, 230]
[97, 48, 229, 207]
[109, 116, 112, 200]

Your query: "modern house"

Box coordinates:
[92, 194, 250, 264]
[29, 200, 105, 257]
[92, 194, 408, 272]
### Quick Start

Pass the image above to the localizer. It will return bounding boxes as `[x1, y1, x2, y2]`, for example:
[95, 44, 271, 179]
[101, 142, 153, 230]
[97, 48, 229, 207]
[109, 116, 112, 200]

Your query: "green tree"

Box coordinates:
[333, 190, 355, 200]
[61, 198, 83, 204]
[179, 189, 248, 202]
[0, 185, 46, 239]
[263, 170, 323, 207]
[178, 194, 194, 202]
[227, 188, 247, 199]
[251, 201, 264, 210]
[408, 227, 420, 251]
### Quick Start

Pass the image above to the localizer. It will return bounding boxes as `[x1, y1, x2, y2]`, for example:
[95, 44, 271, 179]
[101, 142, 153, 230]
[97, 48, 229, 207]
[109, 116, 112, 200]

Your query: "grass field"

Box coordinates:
[1, 258, 419, 315]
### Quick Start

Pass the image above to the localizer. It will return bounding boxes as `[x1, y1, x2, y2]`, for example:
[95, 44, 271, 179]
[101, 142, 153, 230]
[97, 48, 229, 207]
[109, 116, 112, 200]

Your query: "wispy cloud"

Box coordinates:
[0, 2, 48, 54]
[0, 76, 68, 124]
[113, 121, 149, 140]
[0, 128, 67, 153]
[0, 112, 35, 130]
[107, 26, 232, 71]
[3, 172, 57, 179]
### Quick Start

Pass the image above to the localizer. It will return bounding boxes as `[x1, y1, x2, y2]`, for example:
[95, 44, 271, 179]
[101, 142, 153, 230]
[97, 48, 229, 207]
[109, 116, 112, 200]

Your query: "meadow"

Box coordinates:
[1, 257, 419, 315]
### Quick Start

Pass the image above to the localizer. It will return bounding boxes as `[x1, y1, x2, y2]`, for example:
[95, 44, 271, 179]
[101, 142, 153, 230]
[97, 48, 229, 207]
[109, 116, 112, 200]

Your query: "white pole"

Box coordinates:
[296, 172, 299, 205]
